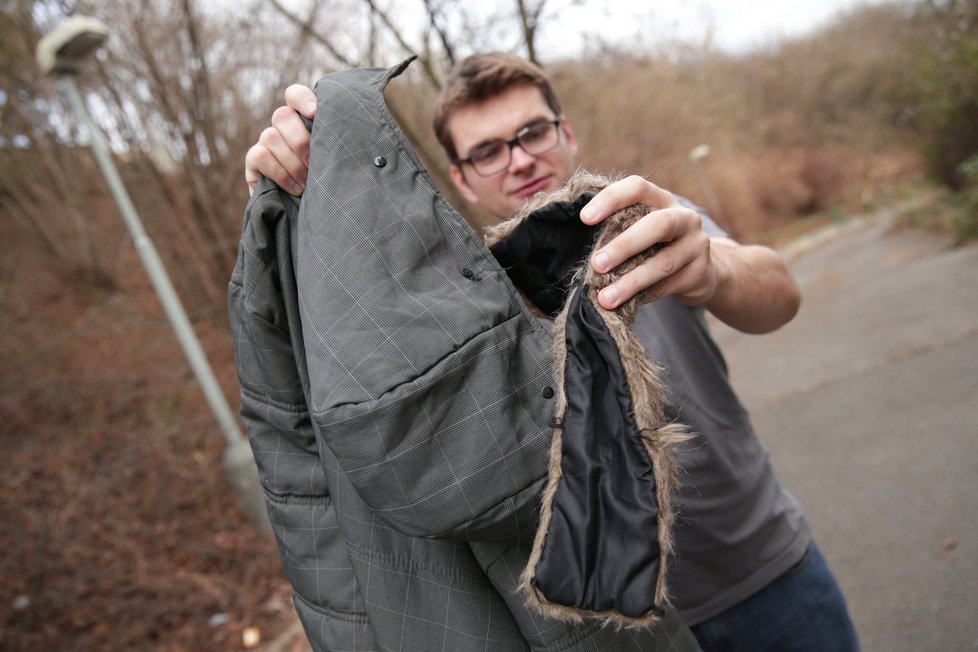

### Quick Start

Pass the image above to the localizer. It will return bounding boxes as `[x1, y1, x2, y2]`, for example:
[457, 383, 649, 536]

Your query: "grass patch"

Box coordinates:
[892, 180, 978, 245]
[750, 212, 839, 248]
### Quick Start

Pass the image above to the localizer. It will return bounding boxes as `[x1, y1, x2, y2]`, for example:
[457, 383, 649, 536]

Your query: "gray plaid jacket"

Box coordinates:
[228, 60, 698, 652]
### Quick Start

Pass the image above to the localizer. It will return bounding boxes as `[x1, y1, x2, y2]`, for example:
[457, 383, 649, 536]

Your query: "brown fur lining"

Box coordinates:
[488, 171, 688, 629]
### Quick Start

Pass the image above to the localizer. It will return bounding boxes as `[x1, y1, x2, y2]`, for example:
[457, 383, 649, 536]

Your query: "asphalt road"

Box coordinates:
[710, 208, 978, 651]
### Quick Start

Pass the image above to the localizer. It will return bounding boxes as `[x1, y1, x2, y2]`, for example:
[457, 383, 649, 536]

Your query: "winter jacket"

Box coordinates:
[228, 59, 697, 652]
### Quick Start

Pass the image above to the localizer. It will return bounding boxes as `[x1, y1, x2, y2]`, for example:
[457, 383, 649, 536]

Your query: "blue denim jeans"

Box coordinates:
[690, 542, 860, 652]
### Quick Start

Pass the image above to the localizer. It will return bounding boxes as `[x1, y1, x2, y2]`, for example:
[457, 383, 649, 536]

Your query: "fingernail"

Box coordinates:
[304, 100, 317, 116]
[292, 182, 305, 196]
[593, 251, 610, 272]
[601, 286, 618, 306]
[580, 205, 596, 222]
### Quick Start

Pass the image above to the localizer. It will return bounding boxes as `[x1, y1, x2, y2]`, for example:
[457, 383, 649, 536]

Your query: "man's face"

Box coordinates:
[447, 83, 578, 223]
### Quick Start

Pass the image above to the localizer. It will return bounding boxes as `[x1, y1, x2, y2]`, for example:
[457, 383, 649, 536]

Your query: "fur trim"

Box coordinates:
[493, 170, 688, 629]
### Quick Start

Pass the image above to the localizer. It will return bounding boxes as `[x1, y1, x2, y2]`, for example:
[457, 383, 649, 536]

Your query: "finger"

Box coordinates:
[652, 253, 714, 306]
[258, 123, 309, 188]
[245, 143, 263, 191]
[579, 175, 675, 224]
[596, 266, 656, 309]
[270, 105, 312, 169]
[597, 223, 709, 308]
[245, 160, 259, 196]
[247, 144, 304, 195]
[591, 205, 693, 273]
[596, 235, 700, 308]
[284, 83, 317, 118]
[245, 143, 305, 196]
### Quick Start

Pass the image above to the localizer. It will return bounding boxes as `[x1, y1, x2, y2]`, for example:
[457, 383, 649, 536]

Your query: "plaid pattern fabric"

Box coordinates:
[229, 59, 699, 651]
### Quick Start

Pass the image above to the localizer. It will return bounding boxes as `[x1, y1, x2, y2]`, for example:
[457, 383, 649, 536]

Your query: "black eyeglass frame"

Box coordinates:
[453, 119, 563, 177]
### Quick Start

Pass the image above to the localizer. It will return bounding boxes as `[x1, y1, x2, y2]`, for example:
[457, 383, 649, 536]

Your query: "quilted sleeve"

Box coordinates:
[228, 180, 375, 648]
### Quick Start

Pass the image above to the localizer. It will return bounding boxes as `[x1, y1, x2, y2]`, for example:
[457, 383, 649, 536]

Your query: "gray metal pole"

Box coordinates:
[692, 160, 723, 224]
[62, 76, 244, 449]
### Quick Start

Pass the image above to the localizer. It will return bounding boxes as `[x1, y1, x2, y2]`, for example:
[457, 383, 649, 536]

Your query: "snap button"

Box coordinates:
[542, 386, 555, 399]
[373, 156, 387, 168]
[460, 267, 474, 278]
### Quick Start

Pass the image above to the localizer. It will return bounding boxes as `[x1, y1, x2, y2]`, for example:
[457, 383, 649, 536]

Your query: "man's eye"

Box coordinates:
[522, 123, 549, 143]
[471, 143, 504, 163]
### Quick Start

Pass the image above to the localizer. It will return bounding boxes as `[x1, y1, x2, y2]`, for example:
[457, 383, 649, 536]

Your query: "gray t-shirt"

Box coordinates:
[533, 207, 810, 624]
[634, 296, 810, 624]
[633, 209, 810, 623]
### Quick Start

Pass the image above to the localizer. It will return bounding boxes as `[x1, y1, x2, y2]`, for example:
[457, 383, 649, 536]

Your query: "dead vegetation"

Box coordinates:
[552, 2, 928, 237]
[0, 1, 971, 650]
[0, 224, 302, 650]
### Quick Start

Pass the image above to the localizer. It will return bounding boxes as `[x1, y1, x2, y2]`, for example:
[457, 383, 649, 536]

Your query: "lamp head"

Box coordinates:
[36, 15, 110, 75]
[688, 144, 711, 163]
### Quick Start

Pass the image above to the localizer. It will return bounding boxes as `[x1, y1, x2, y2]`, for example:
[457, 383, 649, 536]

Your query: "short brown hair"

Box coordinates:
[433, 52, 562, 161]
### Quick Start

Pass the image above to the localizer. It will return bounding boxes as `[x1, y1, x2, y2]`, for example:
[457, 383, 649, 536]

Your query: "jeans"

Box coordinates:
[690, 542, 860, 652]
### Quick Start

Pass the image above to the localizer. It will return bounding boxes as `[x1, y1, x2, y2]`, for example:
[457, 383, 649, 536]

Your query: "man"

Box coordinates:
[243, 53, 859, 650]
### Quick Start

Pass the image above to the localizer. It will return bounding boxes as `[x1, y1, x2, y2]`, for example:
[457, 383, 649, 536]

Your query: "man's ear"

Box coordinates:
[450, 164, 480, 204]
[561, 116, 580, 159]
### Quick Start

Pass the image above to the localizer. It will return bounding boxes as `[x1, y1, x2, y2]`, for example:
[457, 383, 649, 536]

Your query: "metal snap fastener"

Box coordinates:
[542, 386, 555, 399]
[373, 156, 387, 168]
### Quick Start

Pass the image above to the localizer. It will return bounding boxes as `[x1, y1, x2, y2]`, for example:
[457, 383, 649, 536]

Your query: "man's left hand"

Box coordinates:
[580, 175, 801, 334]
[581, 175, 718, 310]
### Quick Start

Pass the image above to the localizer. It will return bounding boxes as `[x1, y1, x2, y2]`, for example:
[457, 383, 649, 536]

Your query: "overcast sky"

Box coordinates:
[535, 0, 894, 56]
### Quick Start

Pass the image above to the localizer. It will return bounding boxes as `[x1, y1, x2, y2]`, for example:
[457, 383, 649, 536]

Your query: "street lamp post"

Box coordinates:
[688, 144, 724, 224]
[36, 16, 267, 529]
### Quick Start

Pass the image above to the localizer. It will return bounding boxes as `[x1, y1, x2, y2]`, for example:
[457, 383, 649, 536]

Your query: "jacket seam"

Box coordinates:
[263, 488, 329, 504]
[239, 303, 292, 338]
[292, 590, 370, 624]
[430, 476, 545, 540]
[313, 309, 532, 417]
[369, 71, 546, 342]
[343, 539, 494, 586]
[241, 386, 306, 413]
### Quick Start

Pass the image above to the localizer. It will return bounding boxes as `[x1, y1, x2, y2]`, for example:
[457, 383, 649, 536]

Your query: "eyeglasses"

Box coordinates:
[455, 119, 562, 177]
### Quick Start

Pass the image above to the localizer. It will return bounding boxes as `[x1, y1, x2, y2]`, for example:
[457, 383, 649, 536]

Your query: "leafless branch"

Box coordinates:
[266, 0, 357, 67]
[422, 0, 456, 66]
[515, 0, 547, 65]
[361, 0, 443, 88]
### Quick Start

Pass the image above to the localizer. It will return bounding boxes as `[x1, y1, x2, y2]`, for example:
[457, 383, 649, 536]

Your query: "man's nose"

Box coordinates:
[508, 144, 536, 172]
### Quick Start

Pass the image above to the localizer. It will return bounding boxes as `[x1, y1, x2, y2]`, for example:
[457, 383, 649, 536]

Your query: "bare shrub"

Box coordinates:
[2, 0, 934, 301]
[541, 2, 926, 238]
[1, 0, 345, 314]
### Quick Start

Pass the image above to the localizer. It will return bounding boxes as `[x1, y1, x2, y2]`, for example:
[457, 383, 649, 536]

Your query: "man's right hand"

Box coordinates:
[245, 84, 317, 196]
